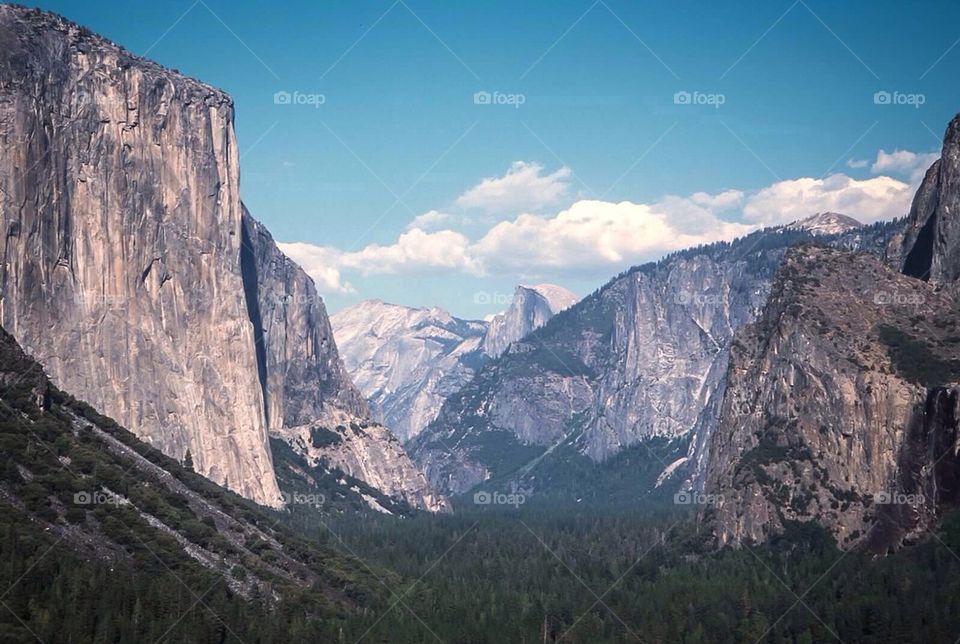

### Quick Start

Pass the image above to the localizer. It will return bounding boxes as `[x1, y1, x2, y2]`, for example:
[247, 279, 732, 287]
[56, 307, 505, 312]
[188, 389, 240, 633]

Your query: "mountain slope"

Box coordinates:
[786, 212, 863, 236]
[0, 323, 389, 640]
[702, 245, 960, 551]
[331, 283, 576, 443]
[703, 116, 960, 551]
[409, 219, 899, 499]
[331, 300, 487, 442]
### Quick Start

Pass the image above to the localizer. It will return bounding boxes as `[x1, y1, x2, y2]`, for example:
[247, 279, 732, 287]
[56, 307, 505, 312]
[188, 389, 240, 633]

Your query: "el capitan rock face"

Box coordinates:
[0, 5, 281, 505]
[0, 5, 444, 513]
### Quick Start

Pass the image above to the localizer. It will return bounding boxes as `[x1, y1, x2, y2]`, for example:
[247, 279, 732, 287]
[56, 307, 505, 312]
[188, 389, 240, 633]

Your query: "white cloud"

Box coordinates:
[741, 174, 913, 225]
[276, 242, 355, 294]
[455, 161, 571, 213]
[870, 149, 938, 183]
[283, 152, 938, 296]
[279, 228, 480, 295]
[340, 228, 480, 275]
[406, 210, 452, 231]
[470, 198, 753, 275]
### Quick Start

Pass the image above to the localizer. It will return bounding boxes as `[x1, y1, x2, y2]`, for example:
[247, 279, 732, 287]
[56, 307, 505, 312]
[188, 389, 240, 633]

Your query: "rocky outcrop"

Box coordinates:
[331, 283, 576, 443]
[331, 300, 487, 443]
[240, 210, 369, 426]
[481, 284, 577, 357]
[241, 212, 447, 512]
[702, 115, 960, 551]
[410, 220, 900, 498]
[0, 5, 444, 513]
[271, 412, 450, 514]
[899, 115, 960, 283]
[0, 6, 281, 505]
[701, 246, 960, 551]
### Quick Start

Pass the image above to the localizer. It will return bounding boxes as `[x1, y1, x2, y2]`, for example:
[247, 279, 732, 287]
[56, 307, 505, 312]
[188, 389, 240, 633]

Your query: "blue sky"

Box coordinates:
[30, 0, 960, 317]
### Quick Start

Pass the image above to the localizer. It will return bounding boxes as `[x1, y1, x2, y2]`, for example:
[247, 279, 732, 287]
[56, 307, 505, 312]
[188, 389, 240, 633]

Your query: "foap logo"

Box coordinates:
[473, 490, 526, 507]
[280, 491, 326, 507]
[473, 91, 526, 108]
[873, 90, 925, 109]
[873, 491, 925, 506]
[872, 291, 925, 306]
[74, 490, 129, 507]
[674, 291, 723, 305]
[674, 490, 724, 506]
[74, 291, 127, 307]
[673, 90, 725, 108]
[266, 293, 325, 308]
[473, 290, 513, 306]
[274, 90, 326, 108]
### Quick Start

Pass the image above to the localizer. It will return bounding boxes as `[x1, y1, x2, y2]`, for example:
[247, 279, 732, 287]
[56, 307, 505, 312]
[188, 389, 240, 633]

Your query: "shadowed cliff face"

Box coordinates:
[863, 388, 960, 553]
[900, 114, 960, 283]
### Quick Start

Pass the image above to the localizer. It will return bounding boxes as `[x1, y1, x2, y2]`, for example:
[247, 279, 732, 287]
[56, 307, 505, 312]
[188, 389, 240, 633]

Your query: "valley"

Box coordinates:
[1, 2, 959, 642]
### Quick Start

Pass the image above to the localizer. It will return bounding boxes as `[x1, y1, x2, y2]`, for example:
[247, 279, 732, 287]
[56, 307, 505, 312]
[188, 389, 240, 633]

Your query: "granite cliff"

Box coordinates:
[702, 115, 960, 551]
[0, 5, 442, 512]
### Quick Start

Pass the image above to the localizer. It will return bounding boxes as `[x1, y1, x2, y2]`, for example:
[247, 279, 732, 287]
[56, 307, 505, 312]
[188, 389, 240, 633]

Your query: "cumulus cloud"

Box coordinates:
[870, 149, 939, 183]
[741, 174, 913, 225]
[340, 228, 479, 275]
[455, 161, 571, 213]
[470, 199, 753, 275]
[276, 242, 355, 295]
[278, 229, 480, 294]
[406, 210, 452, 231]
[283, 151, 936, 296]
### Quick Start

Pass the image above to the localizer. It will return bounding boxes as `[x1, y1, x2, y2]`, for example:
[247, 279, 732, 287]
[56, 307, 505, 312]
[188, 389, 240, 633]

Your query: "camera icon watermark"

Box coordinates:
[473, 490, 526, 507]
[873, 491, 924, 506]
[473, 91, 526, 109]
[74, 490, 129, 507]
[674, 291, 722, 305]
[673, 90, 725, 108]
[274, 90, 326, 108]
[473, 290, 513, 306]
[872, 291, 925, 306]
[674, 490, 724, 506]
[279, 491, 326, 507]
[873, 90, 925, 109]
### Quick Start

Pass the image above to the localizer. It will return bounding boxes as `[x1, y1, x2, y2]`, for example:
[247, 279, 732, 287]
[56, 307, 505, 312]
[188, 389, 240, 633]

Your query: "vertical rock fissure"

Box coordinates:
[240, 218, 269, 427]
[903, 209, 937, 280]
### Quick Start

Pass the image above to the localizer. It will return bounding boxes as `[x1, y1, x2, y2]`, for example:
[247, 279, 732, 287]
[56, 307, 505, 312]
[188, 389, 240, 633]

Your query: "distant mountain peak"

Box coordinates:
[481, 283, 578, 357]
[518, 283, 578, 314]
[786, 212, 863, 235]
